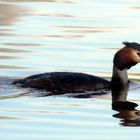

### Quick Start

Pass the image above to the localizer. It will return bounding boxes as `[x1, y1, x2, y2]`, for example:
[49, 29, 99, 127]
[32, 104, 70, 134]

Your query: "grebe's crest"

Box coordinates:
[123, 41, 140, 51]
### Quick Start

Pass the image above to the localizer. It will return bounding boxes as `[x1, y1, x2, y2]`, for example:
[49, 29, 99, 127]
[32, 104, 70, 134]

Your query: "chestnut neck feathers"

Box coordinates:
[111, 42, 140, 86]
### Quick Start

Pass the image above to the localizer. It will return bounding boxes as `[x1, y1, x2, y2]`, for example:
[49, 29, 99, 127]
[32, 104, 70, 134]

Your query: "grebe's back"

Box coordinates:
[13, 72, 109, 93]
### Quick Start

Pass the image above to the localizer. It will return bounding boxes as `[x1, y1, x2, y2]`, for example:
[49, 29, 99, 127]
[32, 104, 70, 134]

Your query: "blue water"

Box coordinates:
[0, 0, 140, 140]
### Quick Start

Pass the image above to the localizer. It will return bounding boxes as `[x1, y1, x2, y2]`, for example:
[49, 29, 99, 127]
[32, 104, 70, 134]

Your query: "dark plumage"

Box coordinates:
[123, 41, 140, 51]
[13, 72, 109, 93]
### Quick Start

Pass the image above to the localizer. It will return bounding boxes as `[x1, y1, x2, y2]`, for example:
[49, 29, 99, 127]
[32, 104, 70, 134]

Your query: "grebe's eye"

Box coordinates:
[135, 111, 140, 116]
[137, 52, 140, 57]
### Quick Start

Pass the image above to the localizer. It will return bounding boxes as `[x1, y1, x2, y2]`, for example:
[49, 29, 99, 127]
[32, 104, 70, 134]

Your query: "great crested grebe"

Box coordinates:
[13, 42, 140, 94]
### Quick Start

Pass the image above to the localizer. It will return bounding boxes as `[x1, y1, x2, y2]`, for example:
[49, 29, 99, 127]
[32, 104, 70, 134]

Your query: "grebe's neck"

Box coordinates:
[111, 66, 128, 86]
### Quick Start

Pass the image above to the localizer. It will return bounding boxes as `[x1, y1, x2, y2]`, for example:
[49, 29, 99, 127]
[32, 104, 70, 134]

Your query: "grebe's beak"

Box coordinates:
[113, 43, 140, 70]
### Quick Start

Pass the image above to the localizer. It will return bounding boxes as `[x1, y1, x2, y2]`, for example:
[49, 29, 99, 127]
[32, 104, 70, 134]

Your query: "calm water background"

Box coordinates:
[0, 0, 140, 139]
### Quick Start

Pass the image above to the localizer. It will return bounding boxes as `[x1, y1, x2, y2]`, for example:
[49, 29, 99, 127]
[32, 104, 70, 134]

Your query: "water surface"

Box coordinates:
[0, 0, 140, 140]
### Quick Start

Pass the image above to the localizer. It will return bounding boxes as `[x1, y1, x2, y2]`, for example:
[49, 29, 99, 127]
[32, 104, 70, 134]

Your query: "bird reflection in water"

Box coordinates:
[111, 83, 140, 126]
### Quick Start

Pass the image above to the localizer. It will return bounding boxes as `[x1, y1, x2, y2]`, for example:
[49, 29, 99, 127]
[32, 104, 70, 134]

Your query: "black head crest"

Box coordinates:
[122, 41, 140, 51]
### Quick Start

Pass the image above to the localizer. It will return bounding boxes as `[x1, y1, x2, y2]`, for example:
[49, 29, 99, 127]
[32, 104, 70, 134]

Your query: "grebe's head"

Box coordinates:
[113, 42, 140, 70]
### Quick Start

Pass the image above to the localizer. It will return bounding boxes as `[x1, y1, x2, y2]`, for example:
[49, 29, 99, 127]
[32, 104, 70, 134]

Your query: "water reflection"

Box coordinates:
[112, 84, 140, 126]
[3, 43, 43, 47]
[0, 3, 29, 26]
[0, 56, 21, 59]
[0, 32, 83, 39]
[0, 65, 30, 69]
[55, 25, 124, 35]
[0, 48, 32, 53]
[2, 0, 74, 3]
[131, 6, 140, 10]
[0, 116, 23, 120]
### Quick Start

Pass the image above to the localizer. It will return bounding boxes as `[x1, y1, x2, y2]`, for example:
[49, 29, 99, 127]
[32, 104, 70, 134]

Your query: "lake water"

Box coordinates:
[0, 0, 140, 139]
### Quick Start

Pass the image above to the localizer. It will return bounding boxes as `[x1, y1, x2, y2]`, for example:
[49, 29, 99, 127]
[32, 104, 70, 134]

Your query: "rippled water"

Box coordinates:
[1, 0, 140, 139]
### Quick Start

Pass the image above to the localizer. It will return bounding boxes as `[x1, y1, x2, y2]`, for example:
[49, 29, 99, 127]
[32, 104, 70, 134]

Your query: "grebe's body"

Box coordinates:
[13, 72, 109, 93]
[13, 42, 140, 94]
